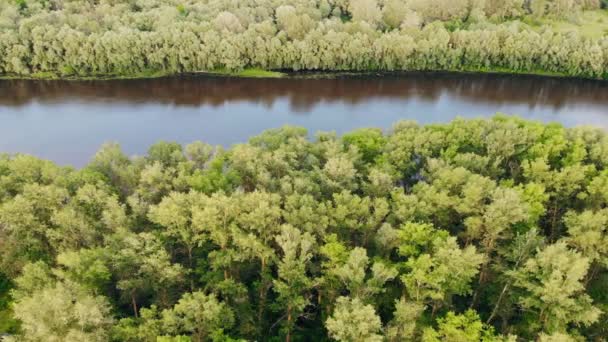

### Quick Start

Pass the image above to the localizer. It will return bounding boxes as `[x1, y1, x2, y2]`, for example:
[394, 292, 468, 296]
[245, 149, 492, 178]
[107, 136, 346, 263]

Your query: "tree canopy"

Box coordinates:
[0, 115, 607, 341]
[0, 0, 607, 79]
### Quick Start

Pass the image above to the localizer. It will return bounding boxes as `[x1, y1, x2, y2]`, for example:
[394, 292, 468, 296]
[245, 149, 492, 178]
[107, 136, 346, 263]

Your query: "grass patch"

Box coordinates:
[234, 68, 285, 78]
[1, 64, 604, 81]
[457, 65, 568, 78]
[0, 309, 19, 334]
[523, 9, 608, 40]
[109, 69, 171, 80]
[0, 69, 172, 81]
[207, 68, 286, 78]
[30, 71, 60, 79]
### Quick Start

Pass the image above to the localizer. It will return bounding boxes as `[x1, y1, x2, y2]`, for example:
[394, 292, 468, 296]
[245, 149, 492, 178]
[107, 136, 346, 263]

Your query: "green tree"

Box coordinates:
[109, 232, 184, 315]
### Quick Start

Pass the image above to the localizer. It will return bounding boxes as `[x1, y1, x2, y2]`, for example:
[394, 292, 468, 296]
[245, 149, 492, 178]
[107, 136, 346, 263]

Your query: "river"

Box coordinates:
[1, 73, 607, 166]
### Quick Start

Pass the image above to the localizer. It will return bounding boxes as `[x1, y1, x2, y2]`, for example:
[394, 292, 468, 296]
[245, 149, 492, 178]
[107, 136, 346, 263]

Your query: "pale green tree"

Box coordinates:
[273, 224, 315, 342]
[422, 310, 509, 342]
[191, 192, 240, 280]
[323, 245, 397, 300]
[55, 248, 112, 295]
[408, 0, 470, 21]
[537, 332, 578, 342]
[329, 191, 389, 247]
[0, 184, 68, 275]
[382, 0, 409, 29]
[325, 296, 383, 342]
[49, 184, 128, 251]
[9, 261, 54, 301]
[109, 232, 184, 315]
[149, 191, 205, 288]
[349, 0, 382, 26]
[185, 141, 214, 170]
[88, 142, 137, 197]
[275, 5, 316, 40]
[214, 11, 244, 33]
[486, 229, 545, 324]
[12, 281, 114, 342]
[564, 209, 608, 270]
[162, 291, 235, 342]
[509, 242, 601, 333]
[385, 297, 425, 341]
[321, 158, 358, 194]
[465, 187, 530, 305]
[585, 171, 608, 209]
[401, 236, 484, 314]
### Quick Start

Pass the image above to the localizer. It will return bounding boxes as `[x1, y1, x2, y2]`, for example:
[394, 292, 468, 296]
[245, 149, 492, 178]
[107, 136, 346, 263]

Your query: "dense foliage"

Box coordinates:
[0, 116, 607, 341]
[0, 0, 608, 78]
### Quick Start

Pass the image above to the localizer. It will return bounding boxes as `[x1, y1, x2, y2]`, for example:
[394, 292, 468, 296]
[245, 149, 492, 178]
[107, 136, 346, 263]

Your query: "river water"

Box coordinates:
[1, 73, 607, 166]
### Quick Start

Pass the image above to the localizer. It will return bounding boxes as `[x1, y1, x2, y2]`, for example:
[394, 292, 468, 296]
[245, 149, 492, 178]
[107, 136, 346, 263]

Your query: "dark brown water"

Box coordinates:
[1, 73, 607, 166]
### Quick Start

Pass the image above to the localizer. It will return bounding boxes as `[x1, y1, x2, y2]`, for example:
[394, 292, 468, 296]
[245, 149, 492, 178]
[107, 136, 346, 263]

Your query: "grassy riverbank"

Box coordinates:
[1, 67, 603, 82]
[0, 68, 287, 81]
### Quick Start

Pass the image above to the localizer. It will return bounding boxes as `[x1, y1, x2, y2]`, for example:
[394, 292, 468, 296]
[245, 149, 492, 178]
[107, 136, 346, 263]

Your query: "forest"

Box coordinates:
[0, 115, 607, 341]
[0, 0, 608, 79]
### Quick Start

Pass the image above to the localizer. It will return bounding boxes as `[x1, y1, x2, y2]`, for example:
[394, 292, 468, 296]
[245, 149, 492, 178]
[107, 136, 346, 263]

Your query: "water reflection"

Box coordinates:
[2, 73, 607, 111]
[0, 73, 607, 166]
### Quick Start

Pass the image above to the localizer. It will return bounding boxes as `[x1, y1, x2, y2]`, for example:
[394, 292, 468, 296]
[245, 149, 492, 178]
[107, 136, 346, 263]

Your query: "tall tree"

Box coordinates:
[273, 224, 315, 342]
[149, 191, 205, 289]
[509, 242, 601, 334]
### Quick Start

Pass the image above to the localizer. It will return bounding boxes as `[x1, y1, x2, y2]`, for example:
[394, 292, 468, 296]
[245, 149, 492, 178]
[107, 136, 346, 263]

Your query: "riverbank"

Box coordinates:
[1, 66, 605, 82]
[2, 1, 606, 83]
[0, 68, 286, 81]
